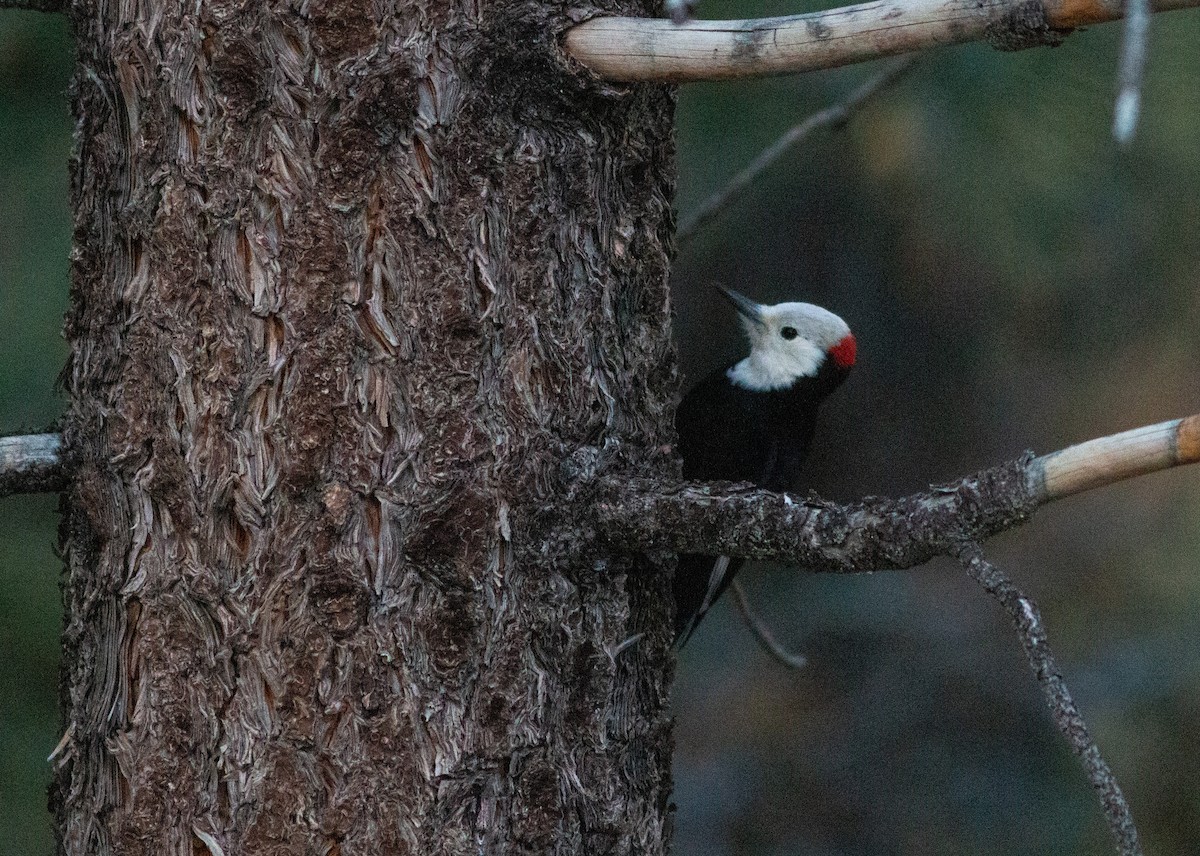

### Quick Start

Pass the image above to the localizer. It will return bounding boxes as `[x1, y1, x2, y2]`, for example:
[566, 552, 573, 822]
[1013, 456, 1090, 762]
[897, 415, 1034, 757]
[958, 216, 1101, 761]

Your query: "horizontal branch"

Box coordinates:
[594, 458, 1038, 571]
[564, 0, 1200, 82]
[1030, 413, 1200, 501]
[592, 413, 1199, 569]
[0, 432, 68, 498]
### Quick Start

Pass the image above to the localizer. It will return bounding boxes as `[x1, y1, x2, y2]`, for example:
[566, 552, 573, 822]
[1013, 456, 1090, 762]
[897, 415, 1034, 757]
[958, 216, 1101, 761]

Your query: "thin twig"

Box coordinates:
[677, 57, 915, 246]
[564, 0, 1200, 83]
[730, 579, 807, 669]
[1113, 0, 1152, 145]
[954, 543, 1142, 856]
[0, 432, 68, 497]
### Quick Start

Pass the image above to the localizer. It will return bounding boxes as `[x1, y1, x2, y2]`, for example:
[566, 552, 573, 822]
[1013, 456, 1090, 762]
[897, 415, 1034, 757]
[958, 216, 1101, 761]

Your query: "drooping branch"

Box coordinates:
[564, 0, 1200, 83]
[592, 414, 1200, 567]
[954, 543, 1143, 856]
[0, 432, 68, 497]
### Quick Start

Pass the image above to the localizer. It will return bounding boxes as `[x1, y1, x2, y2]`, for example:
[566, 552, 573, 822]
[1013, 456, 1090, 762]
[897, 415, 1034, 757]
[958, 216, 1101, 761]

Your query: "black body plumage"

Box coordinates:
[672, 290, 854, 644]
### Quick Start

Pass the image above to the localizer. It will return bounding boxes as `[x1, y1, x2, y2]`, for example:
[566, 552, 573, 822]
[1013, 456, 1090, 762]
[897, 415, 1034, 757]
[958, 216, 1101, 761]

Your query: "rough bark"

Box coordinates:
[588, 413, 1200, 571]
[57, 0, 678, 853]
[589, 458, 1040, 572]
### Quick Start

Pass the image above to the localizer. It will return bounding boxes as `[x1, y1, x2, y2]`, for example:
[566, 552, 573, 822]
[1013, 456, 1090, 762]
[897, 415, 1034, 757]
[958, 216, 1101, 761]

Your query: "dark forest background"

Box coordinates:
[2, 5, 1198, 854]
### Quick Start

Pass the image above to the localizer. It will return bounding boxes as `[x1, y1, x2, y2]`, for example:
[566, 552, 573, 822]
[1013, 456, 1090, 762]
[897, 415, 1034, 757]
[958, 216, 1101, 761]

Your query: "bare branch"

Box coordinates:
[1113, 0, 1152, 144]
[0, 432, 68, 497]
[954, 543, 1143, 856]
[0, 0, 65, 11]
[677, 57, 915, 247]
[1029, 413, 1200, 502]
[730, 579, 808, 669]
[592, 413, 1200, 567]
[564, 0, 1200, 83]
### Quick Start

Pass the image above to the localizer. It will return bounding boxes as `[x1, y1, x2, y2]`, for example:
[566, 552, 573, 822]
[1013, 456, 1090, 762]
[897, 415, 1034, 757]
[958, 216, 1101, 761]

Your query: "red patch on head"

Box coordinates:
[830, 334, 856, 369]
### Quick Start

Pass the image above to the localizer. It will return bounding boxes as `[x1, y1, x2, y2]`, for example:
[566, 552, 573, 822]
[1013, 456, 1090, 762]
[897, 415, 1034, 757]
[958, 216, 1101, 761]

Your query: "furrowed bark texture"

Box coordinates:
[590, 458, 1040, 572]
[58, 1, 678, 853]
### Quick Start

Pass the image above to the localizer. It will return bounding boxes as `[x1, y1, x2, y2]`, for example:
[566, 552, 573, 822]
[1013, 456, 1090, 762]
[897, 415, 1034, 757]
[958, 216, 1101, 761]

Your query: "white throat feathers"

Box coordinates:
[726, 300, 852, 392]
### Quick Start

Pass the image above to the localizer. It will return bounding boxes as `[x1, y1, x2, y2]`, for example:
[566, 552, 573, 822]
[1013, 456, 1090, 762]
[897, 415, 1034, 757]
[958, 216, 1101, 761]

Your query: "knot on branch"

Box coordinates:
[984, 1, 1070, 51]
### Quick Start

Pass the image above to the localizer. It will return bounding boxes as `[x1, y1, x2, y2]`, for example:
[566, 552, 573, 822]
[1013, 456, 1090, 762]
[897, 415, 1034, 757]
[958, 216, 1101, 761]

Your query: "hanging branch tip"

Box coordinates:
[954, 544, 1143, 856]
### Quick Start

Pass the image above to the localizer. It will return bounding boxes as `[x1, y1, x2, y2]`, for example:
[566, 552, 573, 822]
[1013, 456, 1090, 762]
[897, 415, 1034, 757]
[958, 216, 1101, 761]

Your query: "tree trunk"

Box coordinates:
[56, 0, 678, 852]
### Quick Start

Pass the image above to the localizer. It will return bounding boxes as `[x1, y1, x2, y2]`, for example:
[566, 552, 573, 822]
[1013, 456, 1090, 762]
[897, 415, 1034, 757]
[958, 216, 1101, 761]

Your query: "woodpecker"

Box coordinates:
[673, 287, 856, 645]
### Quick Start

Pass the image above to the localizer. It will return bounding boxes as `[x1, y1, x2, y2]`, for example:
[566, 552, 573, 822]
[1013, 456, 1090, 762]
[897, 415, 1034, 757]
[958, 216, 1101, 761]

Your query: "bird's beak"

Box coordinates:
[716, 286, 765, 329]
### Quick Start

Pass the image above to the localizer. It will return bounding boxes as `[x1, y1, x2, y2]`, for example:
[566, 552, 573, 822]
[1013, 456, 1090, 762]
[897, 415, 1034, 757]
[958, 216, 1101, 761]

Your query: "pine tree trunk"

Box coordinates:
[56, 1, 678, 852]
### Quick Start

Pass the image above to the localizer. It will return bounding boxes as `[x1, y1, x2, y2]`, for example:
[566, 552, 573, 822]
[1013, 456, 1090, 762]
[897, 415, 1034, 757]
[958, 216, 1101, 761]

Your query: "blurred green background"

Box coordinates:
[1, 3, 1198, 854]
[670, 3, 1200, 854]
[0, 10, 71, 856]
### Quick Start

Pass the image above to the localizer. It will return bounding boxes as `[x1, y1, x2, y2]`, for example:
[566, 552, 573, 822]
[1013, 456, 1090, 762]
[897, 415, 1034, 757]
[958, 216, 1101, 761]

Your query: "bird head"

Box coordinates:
[718, 286, 856, 392]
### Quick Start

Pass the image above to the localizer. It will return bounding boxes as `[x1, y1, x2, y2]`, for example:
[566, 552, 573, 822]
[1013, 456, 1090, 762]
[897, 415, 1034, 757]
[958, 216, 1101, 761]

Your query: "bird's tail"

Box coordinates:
[673, 553, 745, 646]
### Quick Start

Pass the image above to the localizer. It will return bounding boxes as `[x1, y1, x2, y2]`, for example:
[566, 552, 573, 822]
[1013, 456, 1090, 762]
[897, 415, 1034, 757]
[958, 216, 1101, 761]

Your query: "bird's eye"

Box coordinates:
[780, 327, 798, 340]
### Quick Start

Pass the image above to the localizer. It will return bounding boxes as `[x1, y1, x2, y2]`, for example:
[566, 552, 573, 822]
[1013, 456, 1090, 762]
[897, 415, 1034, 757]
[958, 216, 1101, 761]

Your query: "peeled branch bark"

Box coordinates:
[1029, 413, 1200, 501]
[564, 0, 1200, 82]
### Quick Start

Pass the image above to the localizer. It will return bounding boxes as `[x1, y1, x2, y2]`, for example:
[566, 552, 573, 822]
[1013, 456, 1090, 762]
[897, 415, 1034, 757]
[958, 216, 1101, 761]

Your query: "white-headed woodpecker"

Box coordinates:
[673, 287, 856, 644]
